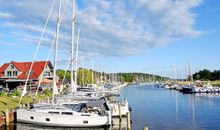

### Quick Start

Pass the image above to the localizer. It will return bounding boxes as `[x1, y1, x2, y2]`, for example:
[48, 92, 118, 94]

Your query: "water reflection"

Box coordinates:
[16, 123, 109, 130]
[120, 85, 220, 130]
[195, 92, 220, 97]
[0, 119, 127, 130]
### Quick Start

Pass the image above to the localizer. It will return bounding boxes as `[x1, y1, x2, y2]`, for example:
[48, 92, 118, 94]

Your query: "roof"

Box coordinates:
[0, 61, 53, 79]
[0, 63, 9, 77]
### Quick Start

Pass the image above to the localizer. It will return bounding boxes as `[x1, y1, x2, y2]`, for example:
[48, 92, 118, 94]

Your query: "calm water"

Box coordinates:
[121, 85, 220, 130]
[4, 85, 220, 130]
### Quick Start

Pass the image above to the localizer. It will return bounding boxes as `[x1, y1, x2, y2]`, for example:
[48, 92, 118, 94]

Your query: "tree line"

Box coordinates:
[119, 73, 167, 82]
[56, 69, 167, 84]
[193, 69, 220, 81]
[56, 68, 95, 86]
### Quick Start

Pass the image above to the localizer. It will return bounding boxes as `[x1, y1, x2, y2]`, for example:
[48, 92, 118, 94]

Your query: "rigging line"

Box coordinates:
[59, 0, 69, 52]
[80, 28, 97, 66]
[60, 0, 70, 23]
[18, 0, 56, 105]
[36, 0, 70, 97]
[35, 33, 56, 97]
[58, 0, 70, 55]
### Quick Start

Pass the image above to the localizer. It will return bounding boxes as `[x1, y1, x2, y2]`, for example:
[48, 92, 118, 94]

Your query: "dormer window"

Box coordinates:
[10, 64, 14, 69]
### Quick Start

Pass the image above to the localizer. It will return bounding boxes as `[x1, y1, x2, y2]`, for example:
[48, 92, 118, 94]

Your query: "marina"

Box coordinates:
[2, 84, 220, 129]
[0, 0, 220, 130]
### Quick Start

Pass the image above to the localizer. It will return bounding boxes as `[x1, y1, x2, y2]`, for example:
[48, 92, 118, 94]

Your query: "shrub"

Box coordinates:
[0, 91, 7, 96]
[11, 90, 21, 97]
[43, 89, 52, 97]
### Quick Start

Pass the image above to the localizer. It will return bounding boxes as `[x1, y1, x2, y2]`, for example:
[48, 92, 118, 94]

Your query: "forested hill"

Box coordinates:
[193, 69, 220, 81]
[118, 73, 168, 82]
[56, 69, 168, 84]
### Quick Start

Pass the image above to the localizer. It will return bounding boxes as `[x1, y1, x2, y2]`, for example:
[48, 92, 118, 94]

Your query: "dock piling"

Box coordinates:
[127, 112, 131, 130]
[47, 97, 50, 103]
[5, 109, 9, 126]
[22, 104, 25, 108]
[118, 104, 122, 121]
[27, 102, 30, 109]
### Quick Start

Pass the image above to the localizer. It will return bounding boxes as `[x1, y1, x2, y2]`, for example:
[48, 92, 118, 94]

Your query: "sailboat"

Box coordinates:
[16, 0, 111, 127]
[17, 100, 111, 127]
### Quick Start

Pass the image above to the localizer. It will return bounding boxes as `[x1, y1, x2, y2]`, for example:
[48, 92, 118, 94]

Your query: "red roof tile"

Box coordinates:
[0, 61, 52, 79]
[0, 63, 10, 77]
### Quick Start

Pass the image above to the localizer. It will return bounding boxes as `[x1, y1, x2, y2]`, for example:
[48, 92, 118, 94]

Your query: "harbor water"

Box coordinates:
[121, 85, 220, 130]
[3, 84, 220, 130]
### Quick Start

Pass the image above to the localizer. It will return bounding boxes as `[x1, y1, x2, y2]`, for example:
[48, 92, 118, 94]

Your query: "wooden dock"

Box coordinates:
[0, 109, 16, 127]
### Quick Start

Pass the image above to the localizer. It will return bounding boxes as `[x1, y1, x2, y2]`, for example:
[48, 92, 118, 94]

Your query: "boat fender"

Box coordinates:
[129, 107, 132, 111]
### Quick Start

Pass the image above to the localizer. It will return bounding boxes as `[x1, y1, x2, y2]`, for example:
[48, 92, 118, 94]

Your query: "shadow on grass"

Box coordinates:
[0, 111, 5, 115]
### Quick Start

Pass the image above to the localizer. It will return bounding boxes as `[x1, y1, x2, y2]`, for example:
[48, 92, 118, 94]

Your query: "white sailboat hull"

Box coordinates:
[17, 109, 111, 127]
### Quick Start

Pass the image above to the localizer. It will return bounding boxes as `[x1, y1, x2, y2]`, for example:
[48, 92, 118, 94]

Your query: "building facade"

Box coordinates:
[0, 61, 53, 91]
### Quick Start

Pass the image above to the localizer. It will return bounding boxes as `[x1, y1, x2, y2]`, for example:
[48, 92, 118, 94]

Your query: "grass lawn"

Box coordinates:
[0, 93, 51, 116]
[178, 80, 220, 86]
[210, 80, 220, 86]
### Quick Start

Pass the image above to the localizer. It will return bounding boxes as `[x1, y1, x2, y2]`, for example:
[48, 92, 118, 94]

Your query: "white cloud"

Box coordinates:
[0, 11, 12, 18]
[0, 0, 204, 57]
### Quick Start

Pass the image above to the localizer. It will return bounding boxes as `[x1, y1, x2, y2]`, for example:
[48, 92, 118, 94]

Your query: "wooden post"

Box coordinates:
[27, 102, 30, 109]
[144, 126, 149, 130]
[48, 97, 50, 103]
[22, 104, 25, 108]
[5, 109, 9, 126]
[118, 104, 122, 130]
[118, 104, 122, 120]
[127, 112, 131, 130]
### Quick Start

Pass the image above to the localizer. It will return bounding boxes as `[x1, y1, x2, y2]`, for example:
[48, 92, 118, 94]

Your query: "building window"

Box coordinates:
[10, 65, 14, 69]
[43, 71, 50, 76]
[7, 71, 12, 76]
[13, 71, 17, 76]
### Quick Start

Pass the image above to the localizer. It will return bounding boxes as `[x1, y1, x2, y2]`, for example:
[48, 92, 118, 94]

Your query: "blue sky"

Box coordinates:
[0, 0, 219, 78]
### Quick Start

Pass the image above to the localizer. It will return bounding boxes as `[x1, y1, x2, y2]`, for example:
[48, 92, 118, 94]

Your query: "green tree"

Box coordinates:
[193, 69, 211, 80]
[211, 70, 220, 80]
[77, 68, 96, 86]
[56, 69, 71, 83]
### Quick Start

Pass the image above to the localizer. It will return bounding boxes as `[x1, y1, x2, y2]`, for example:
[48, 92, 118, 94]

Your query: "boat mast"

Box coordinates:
[74, 24, 80, 88]
[173, 64, 177, 83]
[82, 55, 85, 86]
[188, 62, 193, 84]
[52, 0, 62, 105]
[92, 59, 94, 84]
[71, 0, 76, 93]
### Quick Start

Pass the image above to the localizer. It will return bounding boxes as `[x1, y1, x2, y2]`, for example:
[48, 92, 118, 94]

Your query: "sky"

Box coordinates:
[0, 0, 220, 78]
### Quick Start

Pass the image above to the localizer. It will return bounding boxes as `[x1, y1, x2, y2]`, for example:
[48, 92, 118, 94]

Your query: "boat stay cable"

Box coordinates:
[18, 0, 56, 105]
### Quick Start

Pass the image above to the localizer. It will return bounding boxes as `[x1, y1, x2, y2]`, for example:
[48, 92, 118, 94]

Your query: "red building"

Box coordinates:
[0, 61, 53, 90]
